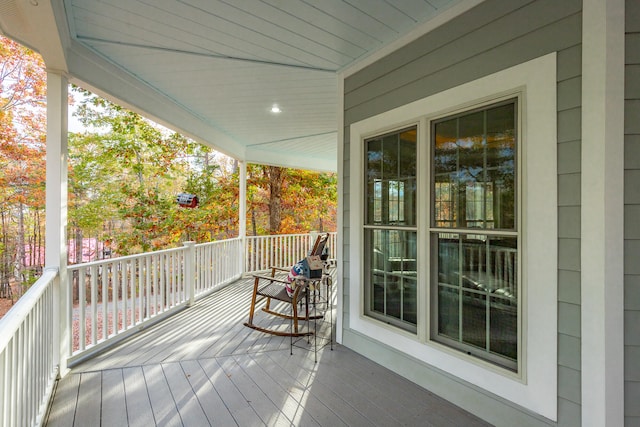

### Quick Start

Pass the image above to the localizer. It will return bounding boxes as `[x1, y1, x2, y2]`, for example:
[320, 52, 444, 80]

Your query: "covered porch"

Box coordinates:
[3, 0, 636, 425]
[1, 1, 480, 424]
[45, 273, 489, 427]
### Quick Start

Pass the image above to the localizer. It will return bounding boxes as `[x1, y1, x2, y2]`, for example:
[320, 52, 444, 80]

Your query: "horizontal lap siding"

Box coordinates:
[342, 0, 582, 425]
[625, 0, 640, 424]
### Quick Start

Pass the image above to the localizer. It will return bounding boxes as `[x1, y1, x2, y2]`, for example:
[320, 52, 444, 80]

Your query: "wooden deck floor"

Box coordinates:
[45, 275, 491, 427]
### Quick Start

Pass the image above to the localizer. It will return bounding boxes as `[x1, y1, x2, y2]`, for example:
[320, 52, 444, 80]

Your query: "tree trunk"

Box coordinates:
[0, 210, 12, 299]
[16, 201, 25, 290]
[266, 166, 283, 234]
[73, 225, 83, 303]
[251, 205, 257, 237]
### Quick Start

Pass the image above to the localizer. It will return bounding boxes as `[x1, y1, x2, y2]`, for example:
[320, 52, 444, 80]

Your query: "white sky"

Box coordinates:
[68, 111, 84, 133]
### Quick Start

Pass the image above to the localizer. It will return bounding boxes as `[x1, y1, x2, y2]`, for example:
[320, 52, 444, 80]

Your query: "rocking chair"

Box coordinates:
[243, 233, 329, 337]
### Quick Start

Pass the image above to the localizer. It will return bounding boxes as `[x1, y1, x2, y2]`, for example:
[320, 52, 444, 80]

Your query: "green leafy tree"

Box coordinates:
[69, 91, 192, 255]
[68, 88, 337, 258]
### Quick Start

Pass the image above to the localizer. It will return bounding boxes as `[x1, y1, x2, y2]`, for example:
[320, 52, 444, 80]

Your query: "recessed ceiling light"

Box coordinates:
[270, 105, 282, 114]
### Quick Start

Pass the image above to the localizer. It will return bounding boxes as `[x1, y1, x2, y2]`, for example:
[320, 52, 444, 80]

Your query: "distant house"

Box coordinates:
[67, 238, 110, 264]
[22, 238, 110, 267]
[22, 244, 45, 269]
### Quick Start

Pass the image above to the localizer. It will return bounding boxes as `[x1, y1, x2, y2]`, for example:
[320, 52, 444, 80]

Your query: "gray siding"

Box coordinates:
[625, 0, 640, 425]
[342, 0, 582, 425]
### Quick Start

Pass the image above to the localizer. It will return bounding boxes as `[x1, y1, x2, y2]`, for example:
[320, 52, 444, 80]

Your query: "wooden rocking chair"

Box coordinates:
[243, 233, 329, 337]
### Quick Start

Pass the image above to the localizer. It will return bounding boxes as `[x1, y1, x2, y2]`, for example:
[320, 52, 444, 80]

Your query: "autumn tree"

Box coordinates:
[0, 36, 47, 294]
[246, 164, 337, 236]
[0, 35, 338, 305]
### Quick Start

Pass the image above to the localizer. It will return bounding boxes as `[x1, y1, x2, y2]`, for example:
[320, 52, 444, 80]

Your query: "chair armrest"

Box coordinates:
[252, 274, 289, 285]
[270, 266, 290, 277]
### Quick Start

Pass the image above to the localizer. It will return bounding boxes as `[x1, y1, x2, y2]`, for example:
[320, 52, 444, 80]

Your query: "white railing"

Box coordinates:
[245, 232, 337, 272]
[0, 268, 59, 427]
[0, 232, 331, 426]
[68, 247, 187, 355]
[68, 237, 243, 359]
[194, 238, 243, 297]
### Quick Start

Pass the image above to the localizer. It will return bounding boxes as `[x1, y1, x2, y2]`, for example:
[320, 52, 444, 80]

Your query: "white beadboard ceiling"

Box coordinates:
[0, 0, 472, 171]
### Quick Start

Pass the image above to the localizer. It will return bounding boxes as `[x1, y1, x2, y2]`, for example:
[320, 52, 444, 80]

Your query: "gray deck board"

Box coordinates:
[143, 364, 182, 427]
[45, 274, 492, 427]
[45, 372, 79, 427]
[74, 371, 101, 426]
[180, 359, 238, 426]
[122, 366, 155, 427]
[198, 356, 265, 426]
[162, 362, 211, 426]
[101, 369, 128, 427]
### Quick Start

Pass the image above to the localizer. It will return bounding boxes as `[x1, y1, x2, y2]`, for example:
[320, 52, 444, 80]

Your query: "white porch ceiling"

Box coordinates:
[0, 0, 473, 171]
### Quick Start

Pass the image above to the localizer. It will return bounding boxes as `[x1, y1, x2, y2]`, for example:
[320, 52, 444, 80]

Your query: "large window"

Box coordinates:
[430, 100, 518, 371]
[351, 53, 557, 417]
[361, 102, 518, 369]
[364, 127, 417, 331]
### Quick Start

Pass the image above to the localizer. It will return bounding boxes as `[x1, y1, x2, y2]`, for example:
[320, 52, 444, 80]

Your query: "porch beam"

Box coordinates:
[581, 0, 625, 425]
[45, 71, 70, 375]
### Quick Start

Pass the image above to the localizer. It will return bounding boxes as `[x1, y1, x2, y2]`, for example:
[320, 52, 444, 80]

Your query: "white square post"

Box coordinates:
[239, 161, 247, 274]
[581, 0, 625, 425]
[45, 71, 70, 375]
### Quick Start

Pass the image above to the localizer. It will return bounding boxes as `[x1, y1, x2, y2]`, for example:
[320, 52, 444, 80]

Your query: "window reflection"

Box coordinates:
[432, 102, 516, 230]
[366, 127, 416, 227]
[431, 99, 518, 371]
[366, 229, 417, 329]
[435, 233, 517, 363]
[365, 125, 417, 332]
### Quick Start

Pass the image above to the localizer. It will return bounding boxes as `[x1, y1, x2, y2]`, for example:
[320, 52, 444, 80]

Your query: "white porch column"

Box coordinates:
[239, 161, 247, 274]
[581, 0, 625, 425]
[45, 71, 69, 374]
[336, 74, 344, 344]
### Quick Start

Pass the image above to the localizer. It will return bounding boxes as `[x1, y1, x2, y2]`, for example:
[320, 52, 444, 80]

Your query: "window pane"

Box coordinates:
[365, 127, 416, 226]
[403, 277, 417, 325]
[462, 290, 486, 349]
[486, 104, 516, 229]
[432, 101, 516, 230]
[436, 233, 460, 340]
[366, 139, 382, 224]
[490, 295, 517, 360]
[382, 134, 398, 178]
[433, 119, 459, 227]
[365, 228, 417, 331]
[432, 232, 518, 369]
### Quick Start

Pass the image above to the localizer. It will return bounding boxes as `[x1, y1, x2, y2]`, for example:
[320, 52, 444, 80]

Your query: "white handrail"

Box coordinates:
[67, 237, 244, 358]
[245, 232, 337, 273]
[0, 267, 59, 427]
[67, 246, 190, 355]
[194, 238, 243, 297]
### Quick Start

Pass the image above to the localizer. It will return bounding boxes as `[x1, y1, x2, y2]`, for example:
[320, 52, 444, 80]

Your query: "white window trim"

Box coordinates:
[349, 53, 557, 420]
